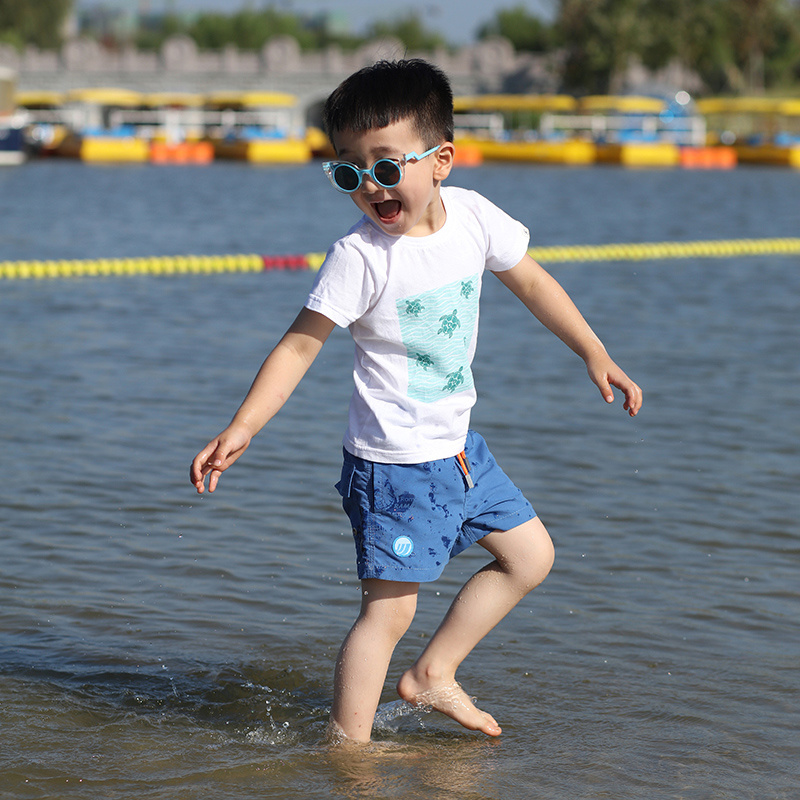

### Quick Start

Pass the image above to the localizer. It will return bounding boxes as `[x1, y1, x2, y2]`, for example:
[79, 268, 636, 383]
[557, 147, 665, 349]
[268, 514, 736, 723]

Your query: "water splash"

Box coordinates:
[1, 648, 331, 747]
[372, 699, 430, 734]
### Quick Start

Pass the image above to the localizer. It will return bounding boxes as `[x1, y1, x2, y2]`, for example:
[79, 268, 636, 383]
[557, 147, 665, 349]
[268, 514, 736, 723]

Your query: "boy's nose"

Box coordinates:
[360, 173, 381, 192]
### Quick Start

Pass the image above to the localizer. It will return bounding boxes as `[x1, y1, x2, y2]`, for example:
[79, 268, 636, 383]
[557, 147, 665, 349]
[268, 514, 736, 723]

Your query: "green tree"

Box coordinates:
[639, 0, 735, 93]
[762, 2, 800, 87]
[557, 0, 647, 94]
[134, 7, 367, 53]
[0, 0, 73, 49]
[188, 12, 234, 50]
[727, 0, 800, 91]
[188, 8, 320, 51]
[135, 12, 186, 51]
[639, 0, 800, 93]
[366, 12, 448, 51]
[477, 5, 553, 52]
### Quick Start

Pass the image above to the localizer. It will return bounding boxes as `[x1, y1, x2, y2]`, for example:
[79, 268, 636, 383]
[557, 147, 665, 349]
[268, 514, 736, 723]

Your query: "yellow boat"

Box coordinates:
[594, 141, 680, 167]
[57, 135, 149, 162]
[56, 88, 150, 162]
[574, 96, 686, 167]
[453, 93, 706, 166]
[457, 135, 595, 165]
[204, 92, 311, 164]
[14, 90, 70, 155]
[212, 137, 311, 164]
[136, 93, 214, 163]
[454, 94, 578, 114]
[454, 94, 594, 164]
[580, 95, 668, 115]
[696, 97, 800, 168]
[734, 143, 800, 168]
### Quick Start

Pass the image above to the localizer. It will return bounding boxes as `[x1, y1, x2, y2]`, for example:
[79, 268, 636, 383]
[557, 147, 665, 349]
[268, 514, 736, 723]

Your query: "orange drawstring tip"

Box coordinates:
[456, 452, 474, 489]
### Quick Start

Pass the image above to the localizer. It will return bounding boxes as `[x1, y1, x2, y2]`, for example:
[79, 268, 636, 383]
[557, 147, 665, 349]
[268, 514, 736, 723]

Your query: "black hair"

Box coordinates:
[322, 59, 454, 148]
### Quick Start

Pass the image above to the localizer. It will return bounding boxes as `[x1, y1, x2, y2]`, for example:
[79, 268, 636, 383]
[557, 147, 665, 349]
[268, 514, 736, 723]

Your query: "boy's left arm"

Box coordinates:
[494, 253, 642, 417]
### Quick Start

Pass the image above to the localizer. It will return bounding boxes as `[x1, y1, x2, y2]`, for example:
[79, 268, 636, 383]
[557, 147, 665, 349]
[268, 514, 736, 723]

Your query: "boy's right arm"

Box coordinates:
[190, 307, 336, 494]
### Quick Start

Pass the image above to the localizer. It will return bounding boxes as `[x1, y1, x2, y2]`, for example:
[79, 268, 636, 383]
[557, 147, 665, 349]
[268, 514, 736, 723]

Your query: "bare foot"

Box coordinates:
[397, 671, 502, 736]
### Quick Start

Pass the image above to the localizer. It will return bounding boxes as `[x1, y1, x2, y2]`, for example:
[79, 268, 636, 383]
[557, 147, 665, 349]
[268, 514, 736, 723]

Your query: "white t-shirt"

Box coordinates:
[305, 185, 530, 464]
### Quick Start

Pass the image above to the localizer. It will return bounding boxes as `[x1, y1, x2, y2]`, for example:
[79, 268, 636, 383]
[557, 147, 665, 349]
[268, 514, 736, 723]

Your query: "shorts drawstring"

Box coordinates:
[455, 451, 474, 489]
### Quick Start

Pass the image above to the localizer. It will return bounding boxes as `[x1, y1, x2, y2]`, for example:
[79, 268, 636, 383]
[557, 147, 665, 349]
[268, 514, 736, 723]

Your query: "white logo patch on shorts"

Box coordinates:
[392, 536, 415, 558]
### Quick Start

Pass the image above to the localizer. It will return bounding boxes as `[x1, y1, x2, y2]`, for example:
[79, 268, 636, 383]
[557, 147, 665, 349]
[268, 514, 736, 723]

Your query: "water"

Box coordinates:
[1, 161, 798, 799]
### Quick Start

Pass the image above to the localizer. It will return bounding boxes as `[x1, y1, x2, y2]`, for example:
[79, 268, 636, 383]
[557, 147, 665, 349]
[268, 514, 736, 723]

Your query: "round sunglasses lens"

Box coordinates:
[372, 160, 402, 188]
[333, 164, 360, 191]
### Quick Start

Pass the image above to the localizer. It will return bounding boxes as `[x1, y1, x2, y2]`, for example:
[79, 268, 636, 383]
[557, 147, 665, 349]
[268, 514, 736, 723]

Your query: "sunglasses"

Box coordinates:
[323, 145, 441, 193]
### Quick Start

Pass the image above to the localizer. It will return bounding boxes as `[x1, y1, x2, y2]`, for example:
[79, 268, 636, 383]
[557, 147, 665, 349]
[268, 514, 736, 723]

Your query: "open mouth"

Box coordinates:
[374, 199, 402, 224]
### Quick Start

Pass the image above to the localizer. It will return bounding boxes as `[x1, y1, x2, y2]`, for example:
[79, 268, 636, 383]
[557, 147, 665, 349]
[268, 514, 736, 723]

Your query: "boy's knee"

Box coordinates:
[541, 530, 555, 569]
[529, 525, 555, 583]
[508, 521, 555, 592]
[359, 583, 418, 641]
[372, 600, 416, 642]
[538, 535, 555, 582]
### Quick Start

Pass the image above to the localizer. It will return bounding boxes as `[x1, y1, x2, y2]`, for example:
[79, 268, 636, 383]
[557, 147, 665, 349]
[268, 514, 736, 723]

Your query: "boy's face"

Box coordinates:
[332, 118, 453, 238]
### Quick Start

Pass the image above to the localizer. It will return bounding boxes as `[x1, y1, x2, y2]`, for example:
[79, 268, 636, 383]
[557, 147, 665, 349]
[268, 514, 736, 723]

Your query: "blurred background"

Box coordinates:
[1, 0, 800, 167]
[1, 3, 798, 799]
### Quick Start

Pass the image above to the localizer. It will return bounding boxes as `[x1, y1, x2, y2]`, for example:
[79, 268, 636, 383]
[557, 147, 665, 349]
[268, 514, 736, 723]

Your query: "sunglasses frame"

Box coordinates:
[323, 145, 441, 194]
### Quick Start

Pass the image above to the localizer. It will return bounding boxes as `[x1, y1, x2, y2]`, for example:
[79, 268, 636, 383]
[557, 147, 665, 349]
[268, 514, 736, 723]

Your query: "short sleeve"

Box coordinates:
[305, 237, 376, 328]
[458, 189, 530, 272]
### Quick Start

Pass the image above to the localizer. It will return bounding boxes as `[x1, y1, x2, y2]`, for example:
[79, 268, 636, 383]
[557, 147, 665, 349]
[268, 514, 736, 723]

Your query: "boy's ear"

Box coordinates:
[433, 142, 455, 181]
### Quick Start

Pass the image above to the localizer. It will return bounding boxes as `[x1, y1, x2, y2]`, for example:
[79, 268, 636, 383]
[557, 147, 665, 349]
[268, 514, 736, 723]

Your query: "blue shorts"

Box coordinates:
[335, 430, 536, 582]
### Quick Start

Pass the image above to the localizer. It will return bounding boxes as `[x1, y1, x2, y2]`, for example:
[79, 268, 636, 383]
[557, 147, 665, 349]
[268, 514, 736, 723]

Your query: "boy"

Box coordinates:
[191, 59, 642, 743]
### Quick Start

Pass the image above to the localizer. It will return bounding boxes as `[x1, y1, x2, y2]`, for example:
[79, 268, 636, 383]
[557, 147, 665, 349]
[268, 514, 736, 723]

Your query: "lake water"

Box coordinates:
[1, 161, 798, 799]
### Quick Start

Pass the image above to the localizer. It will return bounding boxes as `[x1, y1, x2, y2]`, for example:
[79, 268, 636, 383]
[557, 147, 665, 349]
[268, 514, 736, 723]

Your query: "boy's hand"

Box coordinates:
[190, 425, 252, 494]
[585, 352, 643, 417]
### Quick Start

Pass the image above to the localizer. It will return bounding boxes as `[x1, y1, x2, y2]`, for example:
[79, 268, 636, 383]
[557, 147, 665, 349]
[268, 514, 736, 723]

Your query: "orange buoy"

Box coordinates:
[453, 143, 483, 167]
[680, 146, 737, 169]
[150, 141, 214, 164]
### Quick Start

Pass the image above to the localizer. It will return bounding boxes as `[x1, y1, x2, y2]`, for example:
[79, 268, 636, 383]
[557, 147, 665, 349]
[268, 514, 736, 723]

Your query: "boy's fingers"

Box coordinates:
[191, 463, 223, 494]
[190, 432, 250, 494]
[618, 380, 642, 416]
[597, 370, 643, 416]
[207, 449, 224, 469]
[628, 384, 643, 415]
[593, 374, 615, 403]
[190, 441, 225, 488]
[190, 456, 205, 485]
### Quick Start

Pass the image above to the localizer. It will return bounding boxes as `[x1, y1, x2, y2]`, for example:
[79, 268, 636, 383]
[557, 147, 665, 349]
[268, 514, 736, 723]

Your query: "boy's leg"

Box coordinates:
[396, 516, 554, 735]
[330, 578, 419, 742]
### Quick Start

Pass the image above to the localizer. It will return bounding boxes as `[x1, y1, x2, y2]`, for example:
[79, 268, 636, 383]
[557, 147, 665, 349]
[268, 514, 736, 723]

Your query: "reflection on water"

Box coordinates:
[2, 653, 500, 799]
[1, 163, 798, 799]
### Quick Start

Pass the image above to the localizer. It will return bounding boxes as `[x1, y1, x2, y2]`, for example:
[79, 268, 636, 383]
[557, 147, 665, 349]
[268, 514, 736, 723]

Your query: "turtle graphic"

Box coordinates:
[460, 280, 475, 299]
[443, 366, 465, 393]
[413, 353, 435, 371]
[404, 299, 424, 317]
[437, 309, 460, 338]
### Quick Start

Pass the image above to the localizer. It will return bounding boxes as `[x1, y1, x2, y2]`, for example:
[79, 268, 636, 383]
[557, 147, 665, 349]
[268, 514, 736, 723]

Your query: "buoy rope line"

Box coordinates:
[1, 238, 798, 280]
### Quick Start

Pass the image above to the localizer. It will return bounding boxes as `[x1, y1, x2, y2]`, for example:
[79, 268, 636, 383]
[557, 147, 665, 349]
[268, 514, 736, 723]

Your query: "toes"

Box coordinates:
[481, 715, 502, 736]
